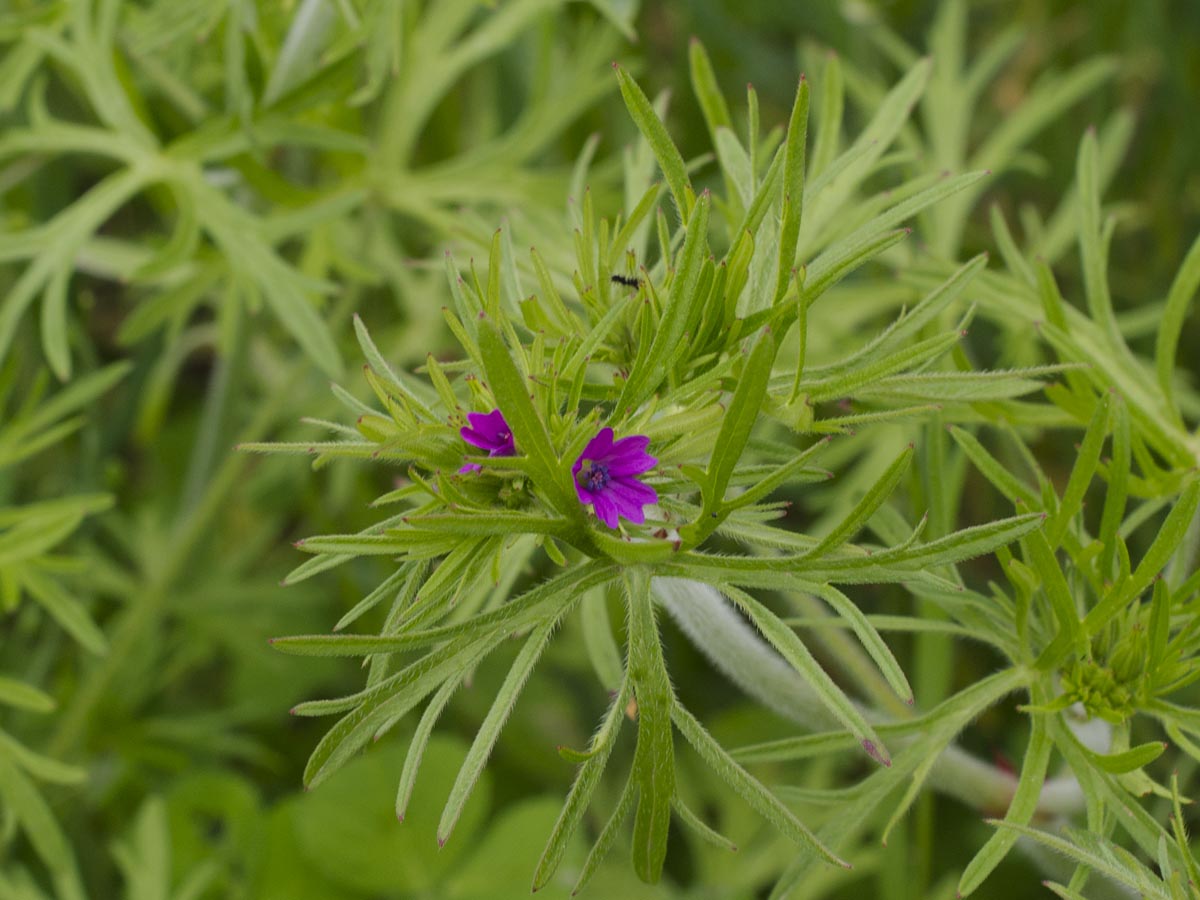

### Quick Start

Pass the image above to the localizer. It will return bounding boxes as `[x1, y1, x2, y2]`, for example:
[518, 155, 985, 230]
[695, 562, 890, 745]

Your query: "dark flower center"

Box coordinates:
[581, 462, 610, 492]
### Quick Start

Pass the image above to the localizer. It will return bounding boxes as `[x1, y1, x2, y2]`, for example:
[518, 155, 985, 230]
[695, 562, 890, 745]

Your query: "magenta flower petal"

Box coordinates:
[572, 426, 657, 529]
[610, 434, 650, 456]
[460, 409, 515, 471]
[591, 492, 620, 529]
[605, 452, 658, 477]
[608, 478, 657, 510]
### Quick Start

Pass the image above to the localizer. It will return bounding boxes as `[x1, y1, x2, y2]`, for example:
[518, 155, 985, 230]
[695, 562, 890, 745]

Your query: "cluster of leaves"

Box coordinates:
[0, 0, 646, 896]
[255, 22, 1200, 897]
[4, 0, 1200, 897]
[0, 364, 125, 898]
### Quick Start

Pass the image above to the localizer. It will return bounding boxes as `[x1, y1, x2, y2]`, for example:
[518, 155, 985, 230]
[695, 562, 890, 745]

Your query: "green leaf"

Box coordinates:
[720, 437, 832, 513]
[715, 128, 753, 206]
[0, 752, 72, 878]
[1155, 232, 1200, 412]
[299, 563, 608, 785]
[625, 568, 674, 884]
[802, 583, 912, 703]
[854, 369, 1056, 403]
[446, 797, 582, 898]
[775, 77, 810, 303]
[262, 0, 337, 106]
[0, 676, 55, 713]
[676, 512, 1043, 583]
[971, 58, 1115, 178]
[111, 796, 170, 900]
[719, 584, 890, 766]
[581, 586, 624, 690]
[806, 171, 986, 298]
[477, 318, 576, 517]
[398, 511, 570, 538]
[707, 328, 777, 508]
[352, 313, 437, 420]
[1077, 129, 1123, 351]
[957, 711, 1052, 896]
[803, 331, 961, 403]
[1025, 529, 1083, 656]
[671, 701, 848, 867]
[1098, 395, 1130, 580]
[803, 57, 930, 240]
[1083, 741, 1167, 775]
[1149, 577, 1171, 666]
[438, 615, 558, 845]
[820, 254, 986, 377]
[21, 567, 108, 655]
[810, 51, 843, 179]
[193, 180, 341, 377]
[0, 167, 151, 375]
[614, 64, 693, 222]
[533, 680, 630, 891]
[396, 676, 459, 823]
[672, 794, 738, 853]
[1047, 394, 1109, 547]
[571, 768, 637, 895]
[799, 228, 910, 309]
[1085, 479, 1200, 636]
[617, 191, 711, 413]
[0, 731, 85, 786]
[802, 445, 912, 560]
[608, 182, 667, 271]
[949, 427, 1038, 506]
[989, 204, 1034, 286]
[688, 39, 733, 136]
[988, 822, 1172, 900]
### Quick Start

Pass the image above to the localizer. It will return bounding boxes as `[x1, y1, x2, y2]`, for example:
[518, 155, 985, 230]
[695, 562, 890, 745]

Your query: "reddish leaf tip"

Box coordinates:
[862, 739, 890, 766]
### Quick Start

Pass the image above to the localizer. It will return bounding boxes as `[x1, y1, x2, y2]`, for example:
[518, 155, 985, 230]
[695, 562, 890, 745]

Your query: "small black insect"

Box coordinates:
[611, 274, 642, 288]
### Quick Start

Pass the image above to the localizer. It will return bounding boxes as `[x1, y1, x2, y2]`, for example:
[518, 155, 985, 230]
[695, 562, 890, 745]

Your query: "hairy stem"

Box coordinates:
[654, 578, 1085, 819]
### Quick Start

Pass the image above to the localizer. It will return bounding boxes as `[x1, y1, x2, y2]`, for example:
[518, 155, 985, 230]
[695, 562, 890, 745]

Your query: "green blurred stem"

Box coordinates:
[177, 303, 243, 522]
[654, 578, 1085, 819]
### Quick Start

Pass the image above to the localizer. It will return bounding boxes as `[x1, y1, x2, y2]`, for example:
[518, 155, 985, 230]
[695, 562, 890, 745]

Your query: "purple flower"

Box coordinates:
[572, 427, 658, 529]
[459, 409, 515, 473]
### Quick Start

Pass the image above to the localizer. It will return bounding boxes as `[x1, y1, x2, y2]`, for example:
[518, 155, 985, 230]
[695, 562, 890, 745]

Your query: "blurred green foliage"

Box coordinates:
[2, 1, 1200, 898]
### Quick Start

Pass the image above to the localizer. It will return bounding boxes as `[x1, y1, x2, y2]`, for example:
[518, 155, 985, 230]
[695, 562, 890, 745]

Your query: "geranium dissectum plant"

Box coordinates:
[243, 39, 1200, 900]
